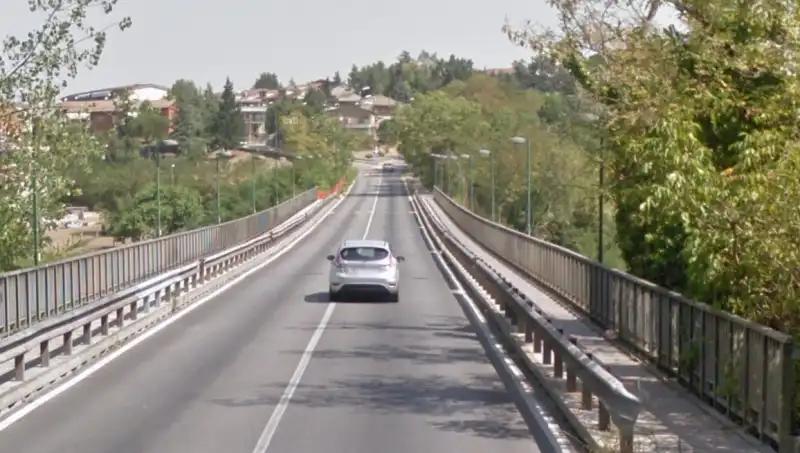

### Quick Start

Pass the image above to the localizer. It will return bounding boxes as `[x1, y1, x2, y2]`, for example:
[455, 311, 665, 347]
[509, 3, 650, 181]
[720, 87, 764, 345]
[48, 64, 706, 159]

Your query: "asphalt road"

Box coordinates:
[0, 170, 543, 453]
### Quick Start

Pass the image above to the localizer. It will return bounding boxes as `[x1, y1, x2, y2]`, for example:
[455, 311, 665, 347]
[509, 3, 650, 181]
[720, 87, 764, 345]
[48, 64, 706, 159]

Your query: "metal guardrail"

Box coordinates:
[412, 186, 642, 451]
[432, 187, 796, 452]
[0, 199, 325, 411]
[0, 188, 319, 338]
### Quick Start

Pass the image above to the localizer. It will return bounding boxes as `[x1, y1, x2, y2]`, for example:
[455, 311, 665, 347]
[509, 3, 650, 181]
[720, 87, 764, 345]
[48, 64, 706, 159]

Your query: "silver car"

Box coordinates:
[327, 239, 405, 302]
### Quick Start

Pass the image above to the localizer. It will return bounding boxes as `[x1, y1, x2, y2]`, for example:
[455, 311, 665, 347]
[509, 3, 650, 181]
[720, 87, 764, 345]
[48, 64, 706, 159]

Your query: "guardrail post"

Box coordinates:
[598, 400, 610, 431]
[83, 323, 92, 345]
[129, 300, 138, 321]
[14, 353, 24, 381]
[101, 314, 110, 336]
[542, 337, 552, 365]
[199, 259, 206, 283]
[116, 307, 125, 328]
[533, 326, 542, 353]
[40, 340, 50, 367]
[63, 331, 73, 355]
[553, 328, 564, 379]
[619, 429, 634, 453]
[566, 337, 579, 392]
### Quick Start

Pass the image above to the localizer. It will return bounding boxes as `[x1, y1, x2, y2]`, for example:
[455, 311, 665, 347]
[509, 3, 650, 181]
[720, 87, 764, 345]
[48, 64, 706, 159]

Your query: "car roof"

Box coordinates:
[340, 239, 390, 249]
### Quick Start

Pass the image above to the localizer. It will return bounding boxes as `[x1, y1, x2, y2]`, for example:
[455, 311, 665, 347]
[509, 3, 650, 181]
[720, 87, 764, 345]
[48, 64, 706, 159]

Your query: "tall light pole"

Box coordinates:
[460, 153, 474, 210]
[292, 156, 301, 198]
[478, 148, 495, 221]
[272, 158, 279, 206]
[155, 144, 162, 237]
[429, 153, 446, 188]
[215, 153, 222, 224]
[251, 154, 257, 213]
[510, 136, 532, 236]
[582, 113, 605, 263]
[170, 163, 175, 185]
[31, 159, 40, 266]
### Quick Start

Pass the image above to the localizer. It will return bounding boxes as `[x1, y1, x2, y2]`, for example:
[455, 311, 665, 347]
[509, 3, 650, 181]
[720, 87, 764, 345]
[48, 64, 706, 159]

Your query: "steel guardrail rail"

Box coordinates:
[410, 185, 642, 451]
[0, 188, 320, 338]
[0, 191, 335, 412]
[431, 187, 796, 452]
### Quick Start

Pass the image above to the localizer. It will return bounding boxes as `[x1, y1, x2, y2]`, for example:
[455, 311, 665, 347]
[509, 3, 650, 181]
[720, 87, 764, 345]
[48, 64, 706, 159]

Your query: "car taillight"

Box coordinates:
[333, 256, 343, 268]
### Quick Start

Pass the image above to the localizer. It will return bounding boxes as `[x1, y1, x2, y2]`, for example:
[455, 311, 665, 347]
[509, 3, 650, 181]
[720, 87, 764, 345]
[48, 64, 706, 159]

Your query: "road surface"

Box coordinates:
[0, 170, 544, 453]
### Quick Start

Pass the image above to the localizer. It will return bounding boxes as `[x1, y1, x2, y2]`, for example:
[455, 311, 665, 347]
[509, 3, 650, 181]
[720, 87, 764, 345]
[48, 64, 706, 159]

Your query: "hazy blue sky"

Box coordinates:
[5, 0, 557, 94]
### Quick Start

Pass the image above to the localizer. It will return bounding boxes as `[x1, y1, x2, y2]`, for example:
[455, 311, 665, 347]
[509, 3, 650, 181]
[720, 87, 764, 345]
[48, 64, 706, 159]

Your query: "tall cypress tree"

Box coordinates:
[211, 77, 244, 150]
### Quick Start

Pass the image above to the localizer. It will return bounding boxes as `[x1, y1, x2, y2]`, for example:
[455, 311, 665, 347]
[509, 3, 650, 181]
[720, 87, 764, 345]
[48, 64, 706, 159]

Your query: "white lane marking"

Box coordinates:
[362, 175, 381, 240]
[0, 178, 359, 432]
[252, 173, 382, 453]
[408, 182, 573, 451]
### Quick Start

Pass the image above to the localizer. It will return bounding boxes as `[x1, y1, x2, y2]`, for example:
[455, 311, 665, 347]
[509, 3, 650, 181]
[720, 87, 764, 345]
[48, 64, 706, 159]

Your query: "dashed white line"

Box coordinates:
[251, 173, 382, 453]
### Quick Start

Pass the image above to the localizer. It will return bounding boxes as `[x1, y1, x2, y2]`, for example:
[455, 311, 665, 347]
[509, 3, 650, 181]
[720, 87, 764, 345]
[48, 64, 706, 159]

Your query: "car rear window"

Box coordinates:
[339, 247, 389, 261]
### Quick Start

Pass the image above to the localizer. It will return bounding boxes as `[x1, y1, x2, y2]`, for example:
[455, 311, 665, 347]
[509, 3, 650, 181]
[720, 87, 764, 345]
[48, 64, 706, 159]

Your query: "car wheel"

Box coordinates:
[329, 290, 339, 302]
[388, 291, 399, 303]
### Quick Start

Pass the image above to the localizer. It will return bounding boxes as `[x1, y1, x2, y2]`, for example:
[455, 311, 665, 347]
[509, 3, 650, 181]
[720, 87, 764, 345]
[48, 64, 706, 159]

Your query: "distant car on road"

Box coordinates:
[381, 162, 394, 173]
[327, 239, 404, 302]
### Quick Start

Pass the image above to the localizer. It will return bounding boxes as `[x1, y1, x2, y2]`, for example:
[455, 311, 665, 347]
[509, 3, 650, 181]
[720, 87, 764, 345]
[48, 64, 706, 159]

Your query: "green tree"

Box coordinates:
[507, 0, 800, 332]
[132, 101, 170, 149]
[210, 77, 244, 150]
[105, 183, 204, 241]
[0, 0, 131, 270]
[169, 79, 212, 157]
[253, 72, 280, 89]
[303, 88, 327, 114]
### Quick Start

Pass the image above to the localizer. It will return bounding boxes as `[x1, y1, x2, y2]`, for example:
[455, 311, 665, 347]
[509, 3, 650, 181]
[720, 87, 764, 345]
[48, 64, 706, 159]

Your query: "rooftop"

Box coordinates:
[61, 83, 170, 102]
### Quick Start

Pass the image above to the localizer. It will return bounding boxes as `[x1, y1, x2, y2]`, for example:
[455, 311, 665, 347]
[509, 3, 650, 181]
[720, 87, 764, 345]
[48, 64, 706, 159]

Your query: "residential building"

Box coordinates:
[234, 80, 328, 144]
[235, 88, 279, 144]
[325, 104, 376, 136]
[58, 83, 176, 134]
[361, 95, 399, 124]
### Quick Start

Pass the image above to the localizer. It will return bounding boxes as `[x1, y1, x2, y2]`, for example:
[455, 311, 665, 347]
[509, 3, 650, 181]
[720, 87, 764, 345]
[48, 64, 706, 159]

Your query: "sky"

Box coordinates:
[3, 0, 559, 96]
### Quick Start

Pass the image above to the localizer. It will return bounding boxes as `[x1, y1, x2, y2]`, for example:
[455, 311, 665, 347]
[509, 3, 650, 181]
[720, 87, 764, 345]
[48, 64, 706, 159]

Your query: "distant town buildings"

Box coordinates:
[235, 81, 402, 144]
[7, 78, 404, 147]
[58, 84, 176, 134]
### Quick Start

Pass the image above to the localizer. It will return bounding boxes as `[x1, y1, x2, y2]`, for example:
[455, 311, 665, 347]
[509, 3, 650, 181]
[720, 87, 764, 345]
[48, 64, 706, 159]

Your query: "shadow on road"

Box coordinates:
[209, 313, 533, 441]
[211, 372, 531, 441]
[303, 292, 390, 304]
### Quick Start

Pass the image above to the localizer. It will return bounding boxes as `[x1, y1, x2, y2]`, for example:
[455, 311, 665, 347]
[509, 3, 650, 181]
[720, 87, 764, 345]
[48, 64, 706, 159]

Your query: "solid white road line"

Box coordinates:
[0, 178, 358, 432]
[252, 173, 382, 453]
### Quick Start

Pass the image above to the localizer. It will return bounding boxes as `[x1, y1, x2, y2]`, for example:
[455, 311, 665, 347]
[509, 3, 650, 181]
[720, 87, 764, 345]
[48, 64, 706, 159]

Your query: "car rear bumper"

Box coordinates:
[330, 279, 398, 295]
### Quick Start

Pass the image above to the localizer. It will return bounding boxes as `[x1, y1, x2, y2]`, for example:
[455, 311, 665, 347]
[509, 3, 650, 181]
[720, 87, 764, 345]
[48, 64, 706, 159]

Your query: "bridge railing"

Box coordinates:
[0, 188, 319, 338]
[432, 187, 795, 452]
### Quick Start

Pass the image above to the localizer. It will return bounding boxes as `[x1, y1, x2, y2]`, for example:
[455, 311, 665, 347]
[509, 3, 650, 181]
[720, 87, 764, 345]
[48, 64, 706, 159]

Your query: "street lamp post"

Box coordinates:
[170, 163, 175, 185]
[273, 159, 279, 206]
[510, 136, 532, 236]
[292, 156, 301, 198]
[155, 145, 161, 237]
[429, 153, 445, 189]
[251, 155, 257, 214]
[215, 154, 222, 224]
[478, 148, 495, 221]
[31, 163, 40, 266]
[581, 113, 605, 263]
[460, 153, 474, 210]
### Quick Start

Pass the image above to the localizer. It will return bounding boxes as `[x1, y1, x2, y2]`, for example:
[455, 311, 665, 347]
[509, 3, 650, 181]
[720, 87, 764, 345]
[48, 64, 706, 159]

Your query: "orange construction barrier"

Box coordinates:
[316, 176, 348, 199]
